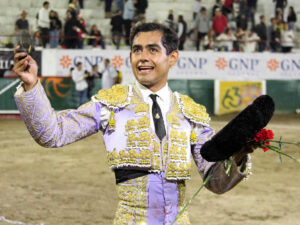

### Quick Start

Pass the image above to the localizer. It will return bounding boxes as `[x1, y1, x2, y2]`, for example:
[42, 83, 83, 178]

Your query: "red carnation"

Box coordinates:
[254, 129, 274, 152]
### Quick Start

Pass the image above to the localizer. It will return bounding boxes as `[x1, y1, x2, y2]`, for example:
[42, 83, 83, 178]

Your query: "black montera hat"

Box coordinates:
[201, 95, 275, 162]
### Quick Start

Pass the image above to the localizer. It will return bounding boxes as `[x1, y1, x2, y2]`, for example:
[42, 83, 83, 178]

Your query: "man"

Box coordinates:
[37, 1, 50, 48]
[86, 64, 101, 98]
[212, 8, 228, 36]
[15, 10, 30, 44]
[177, 15, 187, 50]
[71, 62, 88, 106]
[255, 15, 267, 52]
[101, 58, 118, 89]
[123, 0, 135, 46]
[194, 7, 210, 51]
[110, 10, 123, 49]
[13, 23, 252, 224]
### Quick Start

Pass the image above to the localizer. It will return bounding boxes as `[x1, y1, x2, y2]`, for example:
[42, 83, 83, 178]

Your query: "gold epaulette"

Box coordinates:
[175, 93, 210, 126]
[93, 84, 130, 108]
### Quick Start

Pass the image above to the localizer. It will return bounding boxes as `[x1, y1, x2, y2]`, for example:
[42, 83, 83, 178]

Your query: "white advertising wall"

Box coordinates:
[42, 49, 300, 83]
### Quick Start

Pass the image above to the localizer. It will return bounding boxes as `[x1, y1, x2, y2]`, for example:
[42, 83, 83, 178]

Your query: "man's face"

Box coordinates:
[77, 64, 82, 70]
[130, 31, 178, 92]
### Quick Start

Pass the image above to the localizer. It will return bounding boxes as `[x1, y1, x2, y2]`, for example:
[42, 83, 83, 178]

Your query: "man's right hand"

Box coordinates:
[13, 45, 38, 91]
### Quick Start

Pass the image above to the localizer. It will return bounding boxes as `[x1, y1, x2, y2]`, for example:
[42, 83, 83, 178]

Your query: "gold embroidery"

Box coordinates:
[114, 176, 148, 225]
[177, 93, 210, 125]
[108, 111, 116, 130]
[125, 119, 137, 133]
[137, 116, 150, 131]
[190, 129, 197, 144]
[94, 84, 129, 108]
[134, 103, 149, 114]
[177, 181, 191, 225]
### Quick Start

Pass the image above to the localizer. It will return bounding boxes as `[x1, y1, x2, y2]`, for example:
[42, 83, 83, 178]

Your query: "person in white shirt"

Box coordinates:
[72, 62, 88, 106]
[216, 27, 236, 51]
[244, 28, 260, 53]
[37, 1, 50, 48]
[101, 58, 118, 89]
[281, 22, 294, 53]
[192, 0, 202, 19]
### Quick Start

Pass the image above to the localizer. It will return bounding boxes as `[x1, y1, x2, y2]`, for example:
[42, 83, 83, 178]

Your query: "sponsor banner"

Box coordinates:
[214, 80, 266, 115]
[0, 50, 42, 78]
[49, 50, 300, 81]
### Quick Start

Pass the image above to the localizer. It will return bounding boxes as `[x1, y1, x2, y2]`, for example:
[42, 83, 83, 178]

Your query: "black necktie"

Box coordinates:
[150, 94, 166, 141]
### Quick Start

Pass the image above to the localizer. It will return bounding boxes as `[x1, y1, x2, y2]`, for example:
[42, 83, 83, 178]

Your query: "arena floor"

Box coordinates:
[0, 114, 299, 225]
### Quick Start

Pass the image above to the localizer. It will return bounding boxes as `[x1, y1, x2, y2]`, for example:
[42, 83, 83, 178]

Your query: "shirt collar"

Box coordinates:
[135, 81, 171, 103]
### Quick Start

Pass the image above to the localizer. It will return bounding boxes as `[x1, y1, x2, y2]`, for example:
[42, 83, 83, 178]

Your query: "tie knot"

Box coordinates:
[149, 94, 158, 103]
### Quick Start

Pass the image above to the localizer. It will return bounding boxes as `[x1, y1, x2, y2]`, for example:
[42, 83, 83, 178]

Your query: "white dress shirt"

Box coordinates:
[135, 81, 172, 131]
[99, 81, 171, 131]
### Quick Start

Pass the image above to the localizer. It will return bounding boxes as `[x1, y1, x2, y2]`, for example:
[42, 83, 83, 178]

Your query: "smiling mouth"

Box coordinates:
[137, 66, 154, 73]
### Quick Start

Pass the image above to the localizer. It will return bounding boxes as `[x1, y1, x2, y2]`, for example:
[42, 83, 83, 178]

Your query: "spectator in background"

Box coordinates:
[88, 24, 106, 49]
[69, 0, 81, 15]
[269, 18, 281, 52]
[287, 6, 297, 30]
[86, 64, 101, 98]
[69, 0, 84, 9]
[194, 7, 210, 51]
[212, 0, 224, 19]
[15, 10, 30, 45]
[223, 0, 232, 17]
[64, 10, 85, 48]
[273, 0, 287, 18]
[49, 10, 62, 48]
[281, 22, 294, 53]
[236, 14, 248, 31]
[234, 27, 245, 51]
[216, 27, 236, 51]
[244, 28, 260, 52]
[71, 61, 88, 106]
[164, 10, 176, 31]
[105, 0, 113, 18]
[192, 0, 202, 20]
[116, 0, 125, 12]
[134, 0, 148, 18]
[212, 8, 228, 36]
[101, 58, 118, 90]
[255, 15, 267, 52]
[246, 0, 257, 28]
[177, 15, 187, 50]
[37, 1, 50, 48]
[77, 15, 86, 49]
[111, 10, 123, 49]
[203, 29, 216, 50]
[123, 0, 135, 46]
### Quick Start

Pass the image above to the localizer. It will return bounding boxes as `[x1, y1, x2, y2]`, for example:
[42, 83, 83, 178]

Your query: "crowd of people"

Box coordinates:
[13, 0, 298, 53]
[168, 0, 297, 53]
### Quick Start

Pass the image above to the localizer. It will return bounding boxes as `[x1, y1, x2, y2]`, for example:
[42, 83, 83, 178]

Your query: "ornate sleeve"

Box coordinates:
[14, 80, 105, 148]
[191, 123, 251, 194]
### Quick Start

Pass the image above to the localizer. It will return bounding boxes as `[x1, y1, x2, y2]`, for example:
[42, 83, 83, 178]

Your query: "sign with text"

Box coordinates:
[214, 80, 266, 115]
[47, 50, 300, 82]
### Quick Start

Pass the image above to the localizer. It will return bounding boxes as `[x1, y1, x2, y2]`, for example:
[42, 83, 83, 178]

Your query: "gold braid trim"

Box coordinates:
[92, 84, 130, 108]
[175, 92, 210, 126]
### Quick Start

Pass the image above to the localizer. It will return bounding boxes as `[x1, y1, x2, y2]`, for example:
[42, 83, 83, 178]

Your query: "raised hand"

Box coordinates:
[13, 45, 38, 91]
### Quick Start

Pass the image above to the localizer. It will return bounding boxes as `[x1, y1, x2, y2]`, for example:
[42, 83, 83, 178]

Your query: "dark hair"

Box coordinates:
[43, 1, 49, 6]
[130, 22, 178, 55]
[104, 58, 110, 63]
[76, 62, 82, 66]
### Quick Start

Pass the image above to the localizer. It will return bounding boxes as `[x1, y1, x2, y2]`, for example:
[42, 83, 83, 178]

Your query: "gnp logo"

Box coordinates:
[215, 57, 228, 70]
[267, 58, 300, 72]
[112, 55, 124, 69]
[59, 55, 72, 69]
[216, 57, 259, 71]
[267, 59, 279, 71]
